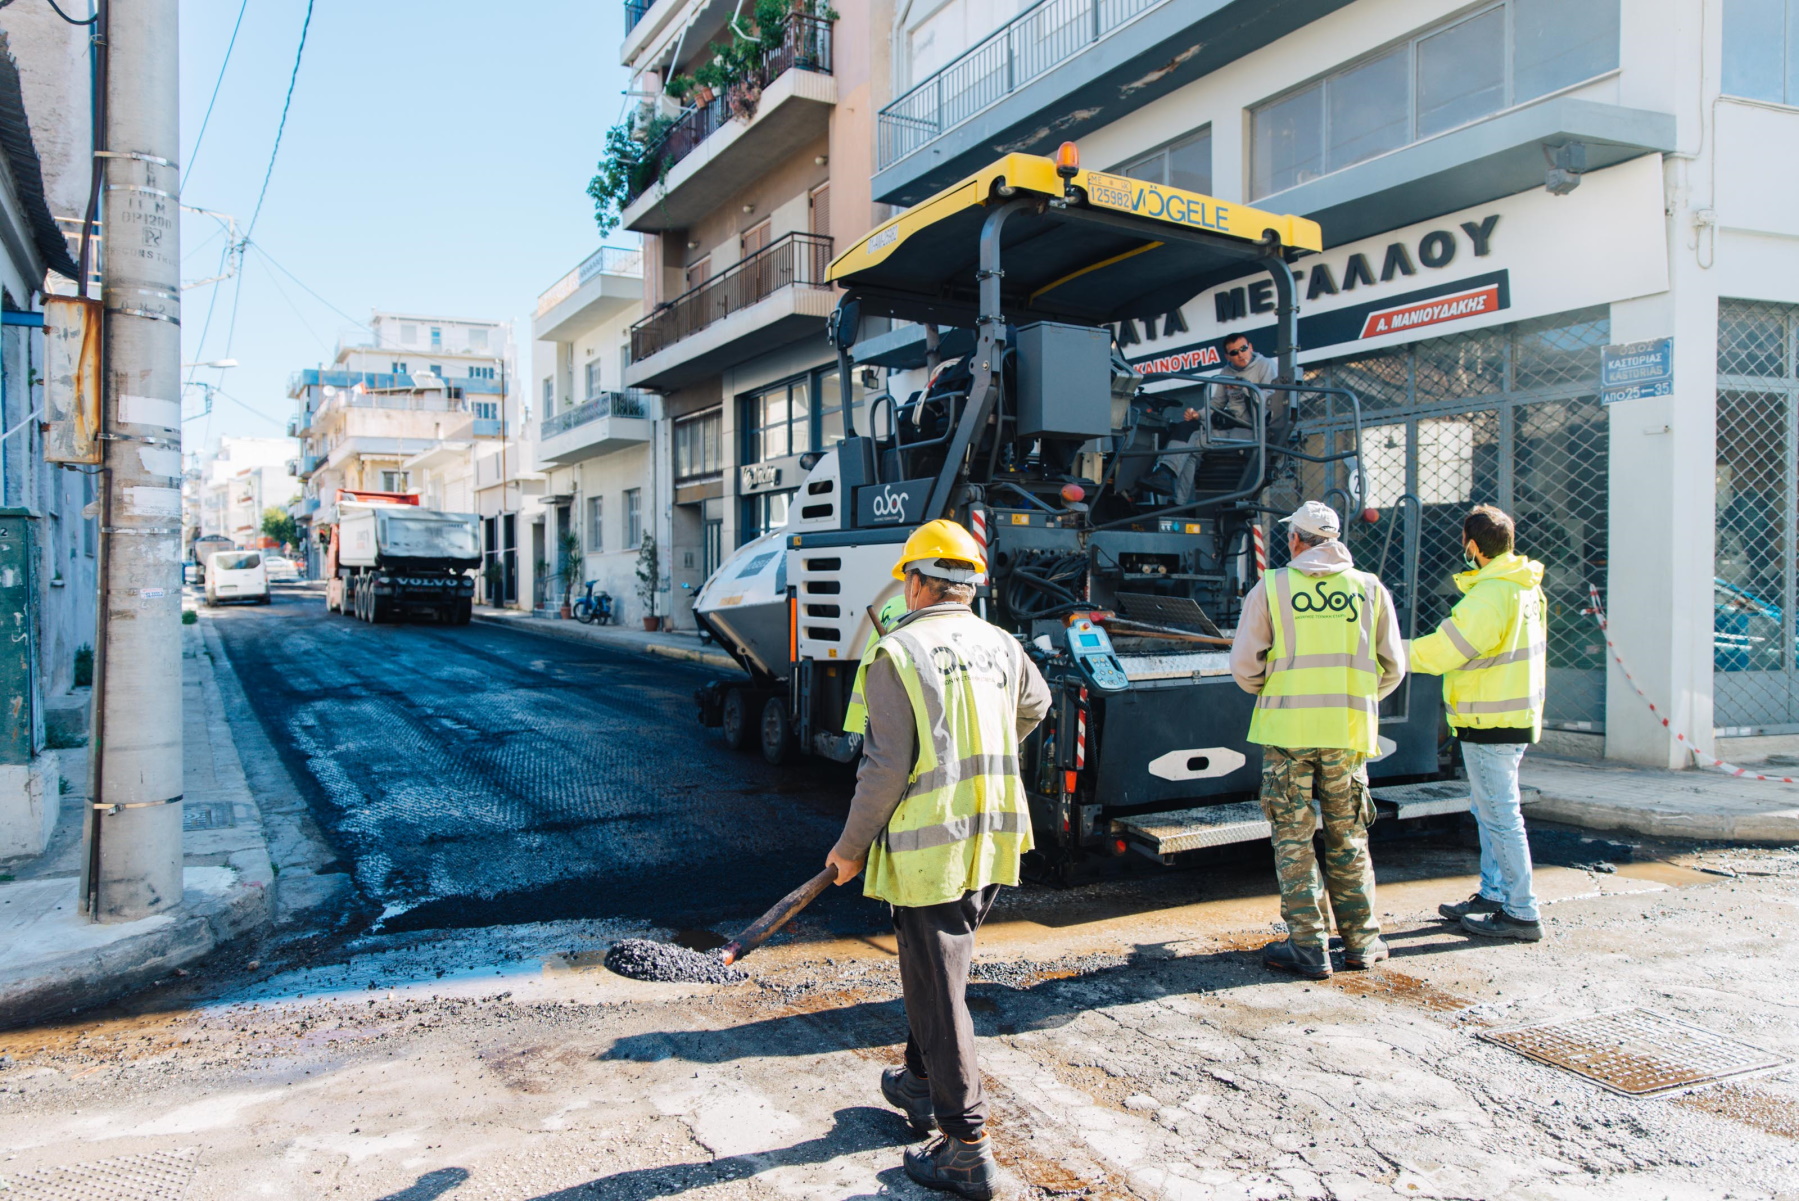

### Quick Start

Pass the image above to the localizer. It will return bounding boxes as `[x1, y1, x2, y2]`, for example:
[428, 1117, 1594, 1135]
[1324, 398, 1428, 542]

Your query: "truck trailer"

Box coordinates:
[693, 147, 1460, 882]
[323, 491, 480, 625]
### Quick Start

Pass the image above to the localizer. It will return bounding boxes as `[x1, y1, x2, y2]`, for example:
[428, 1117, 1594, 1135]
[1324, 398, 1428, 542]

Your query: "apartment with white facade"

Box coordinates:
[872, 0, 1799, 772]
[192, 436, 298, 546]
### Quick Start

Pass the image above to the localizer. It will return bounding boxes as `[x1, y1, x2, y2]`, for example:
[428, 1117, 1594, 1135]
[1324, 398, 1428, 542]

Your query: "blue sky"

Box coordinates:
[178, 0, 634, 449]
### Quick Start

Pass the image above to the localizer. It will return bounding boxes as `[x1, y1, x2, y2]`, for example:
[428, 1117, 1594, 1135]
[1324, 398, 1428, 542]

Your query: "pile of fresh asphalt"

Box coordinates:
[604, 938, 747, 984]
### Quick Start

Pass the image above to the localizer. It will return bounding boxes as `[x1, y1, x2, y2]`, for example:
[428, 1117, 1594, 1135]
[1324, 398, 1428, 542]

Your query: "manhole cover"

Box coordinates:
[0, 1147, 198, 1200]
[182, 802, 236, 831]
[1480, 1008, 1789, 1096]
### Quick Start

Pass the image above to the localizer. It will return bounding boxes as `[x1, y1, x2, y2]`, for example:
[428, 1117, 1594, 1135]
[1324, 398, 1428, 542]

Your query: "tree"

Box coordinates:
[261, 507, 297, 548]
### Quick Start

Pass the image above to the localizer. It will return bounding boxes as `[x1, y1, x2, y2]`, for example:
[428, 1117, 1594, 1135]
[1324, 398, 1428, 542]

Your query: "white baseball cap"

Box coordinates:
[1279, 500, 1341, 540]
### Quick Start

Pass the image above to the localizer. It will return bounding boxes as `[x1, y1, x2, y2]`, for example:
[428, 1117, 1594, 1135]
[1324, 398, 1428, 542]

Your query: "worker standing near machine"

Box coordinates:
[824, 519, 1050, 1200]
[843, 593, 909, 736]
[1409, 504, 1547, 942]
[1231, 501, 1406, 980]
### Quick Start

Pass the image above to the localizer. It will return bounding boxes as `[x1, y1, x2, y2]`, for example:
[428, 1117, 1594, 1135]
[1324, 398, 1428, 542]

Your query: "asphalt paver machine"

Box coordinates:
[695, 149, 1452, 880]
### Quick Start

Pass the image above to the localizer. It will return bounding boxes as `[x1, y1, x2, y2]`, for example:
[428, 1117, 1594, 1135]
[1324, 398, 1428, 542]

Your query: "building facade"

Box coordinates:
[868, 0, 1799, 770]
[189, 437, 297, 548]
[288, 312, 518, 581]
[616, 0, 885, 629]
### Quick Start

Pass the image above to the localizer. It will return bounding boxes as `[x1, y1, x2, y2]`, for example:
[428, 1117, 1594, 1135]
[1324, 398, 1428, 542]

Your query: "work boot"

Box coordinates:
[1461, 911, 1544, 941]
[1342, 937, 1389, 971]
[1263, 939, 1331, 980]
[880, 1065, 936, 1135]
[904, 1133, 1000, 1200]
[1439, 893, 1504, 922]
[1139, 466, 1177, 499]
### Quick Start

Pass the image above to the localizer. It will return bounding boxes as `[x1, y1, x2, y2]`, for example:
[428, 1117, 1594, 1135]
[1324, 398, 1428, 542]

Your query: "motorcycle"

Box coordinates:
[571, 581, 616, 625]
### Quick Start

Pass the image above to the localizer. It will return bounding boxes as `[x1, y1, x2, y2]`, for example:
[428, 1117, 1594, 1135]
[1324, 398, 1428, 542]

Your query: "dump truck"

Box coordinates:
[323, 490, 480, 625]
[693, 147, 1459, 882]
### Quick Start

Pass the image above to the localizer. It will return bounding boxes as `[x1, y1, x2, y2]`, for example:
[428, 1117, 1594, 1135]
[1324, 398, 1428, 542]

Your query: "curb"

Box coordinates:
[470, 611, 744, 673]
[1524, 790, 1799, 844]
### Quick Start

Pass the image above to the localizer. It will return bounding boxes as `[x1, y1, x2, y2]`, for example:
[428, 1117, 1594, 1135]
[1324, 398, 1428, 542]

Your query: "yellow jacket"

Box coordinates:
[1410, 552, 1547, 737]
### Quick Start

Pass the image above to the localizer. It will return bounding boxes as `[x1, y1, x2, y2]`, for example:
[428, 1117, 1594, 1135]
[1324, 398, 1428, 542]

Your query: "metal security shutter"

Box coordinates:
[1291, 307, 1611, 730]
[1714, 300, 1799, 734]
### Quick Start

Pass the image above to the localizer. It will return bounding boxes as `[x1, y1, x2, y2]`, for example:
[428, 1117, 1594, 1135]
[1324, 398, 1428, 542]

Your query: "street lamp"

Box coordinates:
[182, 358, 238, 369]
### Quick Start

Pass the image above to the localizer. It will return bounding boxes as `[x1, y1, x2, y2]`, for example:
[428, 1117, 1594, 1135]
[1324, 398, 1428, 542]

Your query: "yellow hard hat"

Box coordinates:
[892, 518, 987, 581]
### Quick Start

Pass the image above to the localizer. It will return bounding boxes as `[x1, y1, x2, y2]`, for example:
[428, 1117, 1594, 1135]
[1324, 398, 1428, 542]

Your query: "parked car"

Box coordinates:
[263, 554, 300, 581]
[1715, 577, 1785, 672]
[205, 550, 270, 606]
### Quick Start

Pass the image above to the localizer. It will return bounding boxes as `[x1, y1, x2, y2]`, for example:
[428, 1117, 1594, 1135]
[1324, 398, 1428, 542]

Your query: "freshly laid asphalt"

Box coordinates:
[208, 587, 869, 940]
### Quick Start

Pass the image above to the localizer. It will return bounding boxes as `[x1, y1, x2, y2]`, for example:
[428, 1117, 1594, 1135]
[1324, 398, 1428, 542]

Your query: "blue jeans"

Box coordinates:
[1461, 741, 1539, 922]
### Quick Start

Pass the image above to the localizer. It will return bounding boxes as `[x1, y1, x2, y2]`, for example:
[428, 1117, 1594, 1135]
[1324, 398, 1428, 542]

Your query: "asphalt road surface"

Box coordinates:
[209, 585, 866, 940]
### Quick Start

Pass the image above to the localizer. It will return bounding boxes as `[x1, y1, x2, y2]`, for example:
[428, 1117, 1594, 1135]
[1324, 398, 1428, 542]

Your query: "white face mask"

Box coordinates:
[1463, 543, 1481, 572]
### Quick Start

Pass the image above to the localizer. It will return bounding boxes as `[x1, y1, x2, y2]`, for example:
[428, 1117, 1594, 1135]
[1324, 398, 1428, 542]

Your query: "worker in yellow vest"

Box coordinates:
[825, 518, 1049, 1200]
[844, 593, 910, 735]
[1410, 504, 1547, 942]
[1231, 501, 1407, 980]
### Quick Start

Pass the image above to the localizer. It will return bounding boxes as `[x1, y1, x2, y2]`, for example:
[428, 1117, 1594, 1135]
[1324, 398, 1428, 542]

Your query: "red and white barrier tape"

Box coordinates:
[1586, 583, 1799, 785]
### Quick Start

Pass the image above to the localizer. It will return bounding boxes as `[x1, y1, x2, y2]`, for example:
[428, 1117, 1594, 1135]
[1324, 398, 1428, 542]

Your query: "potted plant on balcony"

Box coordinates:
[664, 73, 697, 104]
[690, 57, 725, 105]
[557, 530, 582, 619]
[636, 532, 662, 631]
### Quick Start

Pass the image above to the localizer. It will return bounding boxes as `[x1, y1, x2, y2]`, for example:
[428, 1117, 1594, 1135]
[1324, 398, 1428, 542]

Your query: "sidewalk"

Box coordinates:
[0, 620, 276, 1026]
[472, 605, 744, 673]
[1523, 754, 1799, 843]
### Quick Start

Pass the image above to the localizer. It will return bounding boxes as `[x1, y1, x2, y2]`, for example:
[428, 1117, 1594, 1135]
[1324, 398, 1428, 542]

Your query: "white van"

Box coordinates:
[204, 550, 270, 606]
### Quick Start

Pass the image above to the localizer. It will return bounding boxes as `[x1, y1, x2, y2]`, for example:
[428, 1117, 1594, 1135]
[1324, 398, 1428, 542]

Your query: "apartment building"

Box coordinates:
[870, 0, 1799, 770]
[189, 437, 298, 546]
[288, 312, 518, 582]
[614, 0, 883, 628]
[528, 245, 654, 620]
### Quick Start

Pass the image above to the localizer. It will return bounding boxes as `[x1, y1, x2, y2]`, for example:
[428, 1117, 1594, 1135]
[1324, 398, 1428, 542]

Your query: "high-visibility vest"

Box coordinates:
[1247, 566, 1384, 755]
[846, 597, 909, 734]
[862, 610, 1034, 908]
[1412, 554, 1547, 739]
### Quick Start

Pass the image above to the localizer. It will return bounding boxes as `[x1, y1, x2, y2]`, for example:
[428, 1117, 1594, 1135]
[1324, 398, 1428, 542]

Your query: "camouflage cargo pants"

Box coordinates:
[1258, 746, 1381, 953]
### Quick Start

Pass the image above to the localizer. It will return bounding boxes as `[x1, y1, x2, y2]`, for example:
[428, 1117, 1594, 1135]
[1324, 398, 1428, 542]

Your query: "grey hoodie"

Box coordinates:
[1230, 540, 1407, 700]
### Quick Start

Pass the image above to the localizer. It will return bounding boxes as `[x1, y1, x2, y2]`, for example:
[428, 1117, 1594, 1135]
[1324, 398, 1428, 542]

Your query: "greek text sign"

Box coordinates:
[1600, 337, 1674, 404]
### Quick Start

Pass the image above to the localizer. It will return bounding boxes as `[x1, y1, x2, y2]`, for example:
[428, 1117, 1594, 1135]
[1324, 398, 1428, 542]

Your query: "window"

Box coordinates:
[379, 470, 410, 492]
[1120, 127, 1213, 195]
[624, 488, 643, 546]
[470, 328, 489, 351]
[685, 256, 711, 291]
[428, 363, 445, 377]
[809, 183, 831, 237]
[584, 359, 604, 399]
[467, 365, 496, 380]
[1723, 0, 1799, 104]
[1250, 0, 1620, 198]
[400, 324, 418, 345]
[815, 368, 865, 448]
[744, 491, 791, 542]
[390, 361, 409, 374]
[472, 400, 499, 420]
[742, 377, 810, 462]
[541, 376, 554, 414]
[587, 495, 604, 553]
[430, 327, 443, 349]
[675, 409, 723, 479]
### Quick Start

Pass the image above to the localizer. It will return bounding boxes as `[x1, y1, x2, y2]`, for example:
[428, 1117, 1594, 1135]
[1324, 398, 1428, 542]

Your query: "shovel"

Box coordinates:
[718, 864, 840, 966]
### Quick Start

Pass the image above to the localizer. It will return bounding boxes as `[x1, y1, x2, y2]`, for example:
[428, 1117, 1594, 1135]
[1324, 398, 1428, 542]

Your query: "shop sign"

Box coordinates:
[1123, 155, 1668, 370]
[1600, 337, 1674, 404]
[739, 463, 783, 493]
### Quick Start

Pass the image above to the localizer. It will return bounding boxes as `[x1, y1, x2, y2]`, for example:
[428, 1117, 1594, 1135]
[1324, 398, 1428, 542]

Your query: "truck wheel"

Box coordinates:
[457, 599, 473, 625]
[759, 695, 793, 765]
[721, 688, 751, 751]
[369, 596, 388, 624]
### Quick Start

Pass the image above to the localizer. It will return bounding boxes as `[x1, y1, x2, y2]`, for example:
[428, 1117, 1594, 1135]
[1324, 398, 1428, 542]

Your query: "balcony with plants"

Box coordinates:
[589, 0, 837, 235]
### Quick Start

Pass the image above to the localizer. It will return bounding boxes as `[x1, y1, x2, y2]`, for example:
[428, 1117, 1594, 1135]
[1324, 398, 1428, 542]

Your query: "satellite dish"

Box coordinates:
[322, 385, 338, 398]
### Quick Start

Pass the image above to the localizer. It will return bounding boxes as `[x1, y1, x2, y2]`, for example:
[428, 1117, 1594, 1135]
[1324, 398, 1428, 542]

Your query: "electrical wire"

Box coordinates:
[40, 0, 98, 25]
[183, 0, 251, 185]
[244, 0, 315, 241]
[244, 239, 369, 332]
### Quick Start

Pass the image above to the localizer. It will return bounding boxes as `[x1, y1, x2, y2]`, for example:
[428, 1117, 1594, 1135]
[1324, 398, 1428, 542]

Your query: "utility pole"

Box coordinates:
[82, 0, 185, 921]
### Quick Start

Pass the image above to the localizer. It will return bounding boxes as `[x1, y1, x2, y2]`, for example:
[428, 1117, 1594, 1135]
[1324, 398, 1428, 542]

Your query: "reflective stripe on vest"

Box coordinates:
[842, 630, 880, 734]
[1248, 566, 1383, 755]
[861, 611, 1034, 909]
[1441, 583, 1548, 737]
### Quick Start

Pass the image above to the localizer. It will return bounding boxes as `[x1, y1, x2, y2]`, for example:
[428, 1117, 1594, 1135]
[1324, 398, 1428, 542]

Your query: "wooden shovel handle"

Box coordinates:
[718, 864, 839, 965]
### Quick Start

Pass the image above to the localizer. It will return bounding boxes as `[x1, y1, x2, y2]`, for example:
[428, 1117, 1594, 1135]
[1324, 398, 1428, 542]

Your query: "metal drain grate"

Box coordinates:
[0, 1147, 199, 1200]
[182, 801, 236, 831]
[1480, 1008, 1789, 1096]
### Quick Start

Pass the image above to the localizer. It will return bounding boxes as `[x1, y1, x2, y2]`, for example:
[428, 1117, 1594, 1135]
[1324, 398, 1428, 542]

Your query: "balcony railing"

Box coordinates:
[534, 245, 645, 318]
[630, 232, 832, 361]
[624, 0, 652, 33]
[878, 0, 1164, 170]
[624, 15, 834, 209]
[541, 390, 653, 439]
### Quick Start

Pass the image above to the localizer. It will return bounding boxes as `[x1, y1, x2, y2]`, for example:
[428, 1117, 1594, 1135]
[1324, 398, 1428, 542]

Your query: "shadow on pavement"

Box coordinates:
[375, 1167, 471, 1199]
[521, 1107, 906, 1199]
[601, 931, 1488, 1066]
